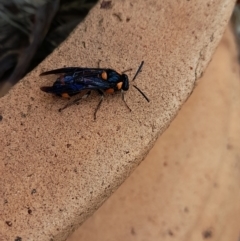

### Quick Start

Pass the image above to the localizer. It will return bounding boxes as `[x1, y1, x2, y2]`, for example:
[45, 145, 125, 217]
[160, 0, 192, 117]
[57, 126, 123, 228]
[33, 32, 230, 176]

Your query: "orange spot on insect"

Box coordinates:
[61, 93, 70, 98]
[117, 82, 123, 90]
[105, 88, 114, 94]
[101, 71, 107, 80]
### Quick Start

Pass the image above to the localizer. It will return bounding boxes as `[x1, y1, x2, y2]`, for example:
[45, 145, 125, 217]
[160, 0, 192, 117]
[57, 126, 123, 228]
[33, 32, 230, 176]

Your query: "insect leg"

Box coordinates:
[59, 91, 91, 112]
[121, 90, 131, 112]
[94, 90, 104, 120]
[122, 68, 132, 74]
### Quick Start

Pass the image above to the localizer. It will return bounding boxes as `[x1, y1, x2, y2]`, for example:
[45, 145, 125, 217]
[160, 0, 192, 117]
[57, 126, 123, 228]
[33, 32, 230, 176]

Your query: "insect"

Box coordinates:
[40, 61, 149, 119]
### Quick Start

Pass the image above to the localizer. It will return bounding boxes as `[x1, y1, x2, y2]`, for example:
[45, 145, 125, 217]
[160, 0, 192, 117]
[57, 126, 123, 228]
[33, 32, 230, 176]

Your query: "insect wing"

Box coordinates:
[73, 75, 113, 90]
[41, 70, 113, 96]
[40, 67, 105, 76]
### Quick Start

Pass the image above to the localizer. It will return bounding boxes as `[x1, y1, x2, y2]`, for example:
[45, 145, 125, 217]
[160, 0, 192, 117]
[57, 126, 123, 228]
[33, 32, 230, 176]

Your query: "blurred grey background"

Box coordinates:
[0, 0, 97, 96]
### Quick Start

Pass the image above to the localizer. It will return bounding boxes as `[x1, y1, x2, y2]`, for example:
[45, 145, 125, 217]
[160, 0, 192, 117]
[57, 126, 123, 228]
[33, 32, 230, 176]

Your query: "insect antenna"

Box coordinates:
[133, 85, 149, 102]
[132, 61, 144, 81]
[132, 61, 149, 102]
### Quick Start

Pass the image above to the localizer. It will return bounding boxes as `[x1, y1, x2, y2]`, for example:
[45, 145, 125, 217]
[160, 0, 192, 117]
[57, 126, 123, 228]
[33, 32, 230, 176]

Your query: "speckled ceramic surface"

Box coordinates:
[68, 25, 240, 241]
[0, 0, 235, 240]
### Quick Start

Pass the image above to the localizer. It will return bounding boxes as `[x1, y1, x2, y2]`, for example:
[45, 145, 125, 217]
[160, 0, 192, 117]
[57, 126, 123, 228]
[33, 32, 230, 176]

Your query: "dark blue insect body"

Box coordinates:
[40, 62, 149, 119]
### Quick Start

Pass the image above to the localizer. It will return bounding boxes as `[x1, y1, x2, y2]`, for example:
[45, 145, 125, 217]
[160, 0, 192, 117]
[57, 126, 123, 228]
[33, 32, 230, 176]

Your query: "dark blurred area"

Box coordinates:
[232, 2, 240, 61]
[0, 0, 97, 96]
